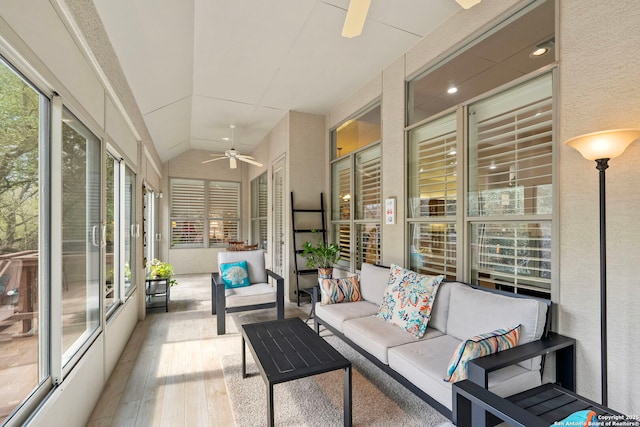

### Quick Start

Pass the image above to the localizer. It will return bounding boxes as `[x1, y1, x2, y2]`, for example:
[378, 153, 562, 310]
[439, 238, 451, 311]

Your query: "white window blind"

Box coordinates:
[170, 179, 204, 247]
[471, 222, 551, 296]
[356, 224, 379, 267]
[334, 224, 351, 268]
[409, 223, 457, 278]
[332, 158, 351, 221]
[408, 113, 457, 218]
[355, 146, 381, 220]
[209, 181, 239, 246]
[468, 74, 553, 217]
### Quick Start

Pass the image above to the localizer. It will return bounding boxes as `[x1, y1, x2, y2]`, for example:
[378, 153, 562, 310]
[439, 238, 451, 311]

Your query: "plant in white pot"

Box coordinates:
[300, 233, 341, 279]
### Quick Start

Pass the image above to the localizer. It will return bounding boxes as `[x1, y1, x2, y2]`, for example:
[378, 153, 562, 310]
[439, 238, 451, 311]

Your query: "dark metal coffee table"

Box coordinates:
[241, 317, 352, 426]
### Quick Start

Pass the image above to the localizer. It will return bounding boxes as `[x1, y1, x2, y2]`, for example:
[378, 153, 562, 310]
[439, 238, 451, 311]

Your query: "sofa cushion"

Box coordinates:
[319, 276, 361, 305]
[445, 284, 547, 371]
[429, 281, 467, 334]
[220, 261, 250, 289]
[376, 264, 444, 338]
[342, 315, 443, 364]
[315, 300, 378, 333]
[225, 283, 276, 308]
[444, 325, 521, 382]
[388, 335, 543, 411]
[359, 263, 390, 305]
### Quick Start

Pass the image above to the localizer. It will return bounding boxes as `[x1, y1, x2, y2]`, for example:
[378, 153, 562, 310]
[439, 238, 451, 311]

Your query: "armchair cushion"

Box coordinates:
[218, 249, 267, 284]
[220, 261, 250, 289]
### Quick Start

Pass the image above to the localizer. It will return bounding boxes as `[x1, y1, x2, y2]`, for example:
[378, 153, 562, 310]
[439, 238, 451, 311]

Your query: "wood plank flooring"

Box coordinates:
[87, 274, 308, 427]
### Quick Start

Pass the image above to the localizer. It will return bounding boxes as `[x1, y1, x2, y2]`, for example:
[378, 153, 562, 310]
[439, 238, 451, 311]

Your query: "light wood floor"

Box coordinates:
[87, 274, 309, 427]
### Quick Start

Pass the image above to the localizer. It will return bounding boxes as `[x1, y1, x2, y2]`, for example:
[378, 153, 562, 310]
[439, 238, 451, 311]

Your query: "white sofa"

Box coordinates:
[313, 263, 562, 417]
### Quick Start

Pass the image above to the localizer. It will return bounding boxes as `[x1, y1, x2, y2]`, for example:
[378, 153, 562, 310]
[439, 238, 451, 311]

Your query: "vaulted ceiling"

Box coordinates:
[93, 0, 464, 162]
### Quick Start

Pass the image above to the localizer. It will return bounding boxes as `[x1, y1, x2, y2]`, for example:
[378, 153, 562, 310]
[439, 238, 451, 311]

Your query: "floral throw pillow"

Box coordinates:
[444, 325, 521, 383]
[376, 264, 444, 338]
[220, 261, 250, 289]
[319, 276, 362, 305]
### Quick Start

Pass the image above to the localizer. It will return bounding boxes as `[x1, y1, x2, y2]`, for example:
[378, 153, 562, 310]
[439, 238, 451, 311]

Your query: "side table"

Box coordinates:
[145, 277, 170, 312]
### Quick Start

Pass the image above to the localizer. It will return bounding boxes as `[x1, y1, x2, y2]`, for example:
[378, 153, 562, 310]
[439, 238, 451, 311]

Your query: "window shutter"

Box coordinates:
[468, 75, 553, 217]
[356, 146, 381, 220]
[170, 179, 205, 247]
[409, 113, 457, 218]
[209, 182, 239, 245]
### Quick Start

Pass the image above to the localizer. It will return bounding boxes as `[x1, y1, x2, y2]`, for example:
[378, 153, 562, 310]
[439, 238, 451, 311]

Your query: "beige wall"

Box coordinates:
[558, 0, 640, 412]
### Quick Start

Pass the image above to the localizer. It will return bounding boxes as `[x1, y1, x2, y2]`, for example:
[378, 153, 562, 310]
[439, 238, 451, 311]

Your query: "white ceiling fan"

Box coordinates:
[341, 0, 481, 38]
[201, 124, 263, 169]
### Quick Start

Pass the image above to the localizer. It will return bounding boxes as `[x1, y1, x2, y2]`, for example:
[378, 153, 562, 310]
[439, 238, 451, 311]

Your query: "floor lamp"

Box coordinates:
[565, 128, 640, 406]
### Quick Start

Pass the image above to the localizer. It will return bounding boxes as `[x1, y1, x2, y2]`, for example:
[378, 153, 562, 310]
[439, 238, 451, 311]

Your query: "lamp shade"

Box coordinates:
[565, 129, 640, 161]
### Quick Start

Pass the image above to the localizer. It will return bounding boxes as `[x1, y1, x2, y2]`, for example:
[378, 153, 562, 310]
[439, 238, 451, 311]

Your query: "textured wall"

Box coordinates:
[558, 0, 640, 413]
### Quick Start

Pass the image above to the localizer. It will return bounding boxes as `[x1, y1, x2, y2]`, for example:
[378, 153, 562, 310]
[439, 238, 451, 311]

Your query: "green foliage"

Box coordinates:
[300, 231, 341, 269]
[146, 259, 178, 286]
[0, 63, 40, 253]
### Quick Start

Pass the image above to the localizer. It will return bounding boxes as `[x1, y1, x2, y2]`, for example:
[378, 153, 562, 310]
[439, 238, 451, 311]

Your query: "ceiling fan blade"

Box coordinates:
[201, 156, 227, 164]
[236, 154, 256, 160]
[229, 157, 237, 169]
[341, 0, 371, 38]
[238, 157, 263, 167]
[455, 0, 481, 9]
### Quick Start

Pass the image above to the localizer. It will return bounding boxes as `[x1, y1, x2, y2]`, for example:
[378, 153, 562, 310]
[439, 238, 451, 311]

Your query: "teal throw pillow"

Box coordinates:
[220, 261, 250, 289]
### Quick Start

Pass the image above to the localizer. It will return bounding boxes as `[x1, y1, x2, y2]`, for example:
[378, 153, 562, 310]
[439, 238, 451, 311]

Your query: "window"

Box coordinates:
[170, 178, 240, 248]
[251, 173, 268, 249]
[331, 105, 381, 271]
[0, 58, 50, 423]
[406, 0, 555, 297]
[208, 181, 240, 247]
[170, 179, 205, 248]
[468, 74, 553, 296]
[61, 109, 101, 365]
[408, 113, 458, 278]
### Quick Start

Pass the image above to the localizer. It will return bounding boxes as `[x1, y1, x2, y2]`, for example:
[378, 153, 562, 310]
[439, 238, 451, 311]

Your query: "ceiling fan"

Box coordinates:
[201, 124, 263, 169]
[341, 0, 481, 38]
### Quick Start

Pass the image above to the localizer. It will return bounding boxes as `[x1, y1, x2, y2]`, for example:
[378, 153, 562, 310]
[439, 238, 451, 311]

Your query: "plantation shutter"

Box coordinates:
[409, 113, 457, 218]
[468, 73, 553, 296]
[355, 146, 381, 220]
[170, 179, 205, 247]
[209, 181, 240, 245]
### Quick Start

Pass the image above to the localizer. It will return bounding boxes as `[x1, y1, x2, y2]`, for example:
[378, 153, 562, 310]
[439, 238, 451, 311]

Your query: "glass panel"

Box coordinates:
[467, 73, 553, 217]
[251, 173, 268, 249]
[333, 224, 351, 270]
[0, 61, 46, 422]
[409, 223, 457, 279]
[355, 145, 381, 220]
[331, 158, 351, 221]
[170, 179, 204, 248]
[407, 0, 555, 125]
[209, 181, 239, 247]
[105, 154, 118, 312]
[471, 222, 551, 297]
[356, 224, 379, 269]
[124, 166, 136, 296]
[272, 164, 285, 276]
[408, 113, 457, 218]
[332, 105, 381, 159]
[61, 109, 101, 365]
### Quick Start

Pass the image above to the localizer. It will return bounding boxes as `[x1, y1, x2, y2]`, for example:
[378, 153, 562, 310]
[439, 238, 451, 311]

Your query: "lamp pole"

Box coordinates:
[596, 158, 609, 406]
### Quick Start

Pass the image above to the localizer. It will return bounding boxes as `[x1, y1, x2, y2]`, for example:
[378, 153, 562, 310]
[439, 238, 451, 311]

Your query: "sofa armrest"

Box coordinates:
[452, 380, 548, 427]
[468, 332, 576, 390]
[266, 269, 285, 320]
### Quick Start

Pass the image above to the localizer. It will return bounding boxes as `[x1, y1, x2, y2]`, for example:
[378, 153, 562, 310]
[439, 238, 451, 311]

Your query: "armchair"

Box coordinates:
[211, 249, 284, 335]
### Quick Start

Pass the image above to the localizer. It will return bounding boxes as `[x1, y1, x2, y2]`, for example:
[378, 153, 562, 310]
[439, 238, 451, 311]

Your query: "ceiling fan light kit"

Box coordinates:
[201, 124, 263, 169]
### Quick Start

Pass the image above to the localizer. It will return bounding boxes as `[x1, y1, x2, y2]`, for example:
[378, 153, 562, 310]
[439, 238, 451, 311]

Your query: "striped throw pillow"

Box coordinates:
[444, 325, 521, 382]
[318, 276, 362, 305]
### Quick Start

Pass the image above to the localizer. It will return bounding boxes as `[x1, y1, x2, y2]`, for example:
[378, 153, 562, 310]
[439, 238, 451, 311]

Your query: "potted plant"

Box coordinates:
[300, 232, 341, 279]
[146, 258, 178, 286]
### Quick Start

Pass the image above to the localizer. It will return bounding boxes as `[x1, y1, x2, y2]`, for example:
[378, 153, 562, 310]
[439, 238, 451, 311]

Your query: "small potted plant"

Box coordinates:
[300, 232, 341, 279]
[146, 258, 178, 286]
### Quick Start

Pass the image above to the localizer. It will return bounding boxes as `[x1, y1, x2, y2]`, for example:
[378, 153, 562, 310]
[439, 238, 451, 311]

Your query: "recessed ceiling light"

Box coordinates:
[530, 38, 555, 58]
[448, 149, 457, 155]
[222, 137, 230, 141]
[447, 87, 458, 94]
[489, 161, 497, 170]
[530, 47, 548, 57]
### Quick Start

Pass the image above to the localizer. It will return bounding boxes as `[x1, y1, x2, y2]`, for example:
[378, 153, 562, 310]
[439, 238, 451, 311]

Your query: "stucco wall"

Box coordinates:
[558, 0, 640, 412]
